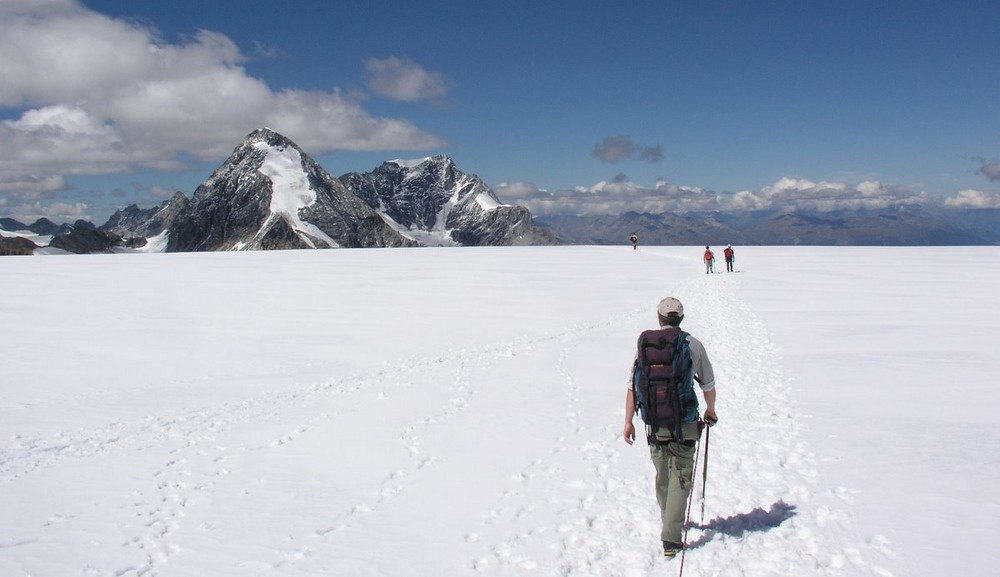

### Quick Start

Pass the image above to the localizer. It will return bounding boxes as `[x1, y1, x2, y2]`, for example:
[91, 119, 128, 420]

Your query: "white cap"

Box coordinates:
[656, 297, 684, 318]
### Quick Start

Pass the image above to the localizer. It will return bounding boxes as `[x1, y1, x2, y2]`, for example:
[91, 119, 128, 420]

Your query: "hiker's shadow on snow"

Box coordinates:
[686, 500, 796, 549]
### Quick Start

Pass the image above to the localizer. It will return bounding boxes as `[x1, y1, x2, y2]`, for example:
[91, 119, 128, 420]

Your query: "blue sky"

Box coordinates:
[1, 0, 998, 223]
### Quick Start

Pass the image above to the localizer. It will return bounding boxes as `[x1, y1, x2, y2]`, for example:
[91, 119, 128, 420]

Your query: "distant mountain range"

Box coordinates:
[538, 206, 1000, 246]
[2, 128, 555, 254]
[2, 128, 999, 254]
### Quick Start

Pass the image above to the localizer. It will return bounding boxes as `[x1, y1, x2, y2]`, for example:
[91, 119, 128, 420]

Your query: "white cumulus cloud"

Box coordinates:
[944, 189, 1000, 209]
[0, 0, 444, 214]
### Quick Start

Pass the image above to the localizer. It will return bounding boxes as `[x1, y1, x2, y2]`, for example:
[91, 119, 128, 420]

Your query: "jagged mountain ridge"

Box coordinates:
[164, 128, 416, 251]
[94, 128, 553, 251]
[0, 217, 71, 237]
[342, 157, 555, 246]
[342, 158, 491, 236]
[6, 127, 998, 253]
[101, 191, 189, 241]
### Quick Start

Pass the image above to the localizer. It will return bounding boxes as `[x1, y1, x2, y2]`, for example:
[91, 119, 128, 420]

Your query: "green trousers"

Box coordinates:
[648, 423, 699, 543]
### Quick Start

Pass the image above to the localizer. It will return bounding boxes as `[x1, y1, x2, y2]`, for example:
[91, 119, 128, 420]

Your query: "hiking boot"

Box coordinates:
[662, 541, 683, 558]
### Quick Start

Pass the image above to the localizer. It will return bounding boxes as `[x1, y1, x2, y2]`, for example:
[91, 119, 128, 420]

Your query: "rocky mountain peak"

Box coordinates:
[341, 152, 553, 246]
[243, 126, 297, 151]
[165, 128, 417, 251]
[14, 128, 555, 253]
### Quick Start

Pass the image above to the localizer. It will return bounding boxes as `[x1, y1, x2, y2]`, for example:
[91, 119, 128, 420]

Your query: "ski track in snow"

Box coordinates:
[0, 267, 895, 576]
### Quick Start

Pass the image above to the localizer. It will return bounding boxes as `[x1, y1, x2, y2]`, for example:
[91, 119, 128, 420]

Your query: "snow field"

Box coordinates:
[3, 246, 995, 576]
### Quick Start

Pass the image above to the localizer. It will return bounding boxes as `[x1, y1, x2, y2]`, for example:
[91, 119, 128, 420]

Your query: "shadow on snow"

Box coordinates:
[686, 500, 797, 549]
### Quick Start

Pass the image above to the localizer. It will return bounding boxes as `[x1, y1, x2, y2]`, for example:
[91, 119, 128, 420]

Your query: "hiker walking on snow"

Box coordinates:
[623, 297, 718, 558]
[630, 233, 638, 250]
[723, 244, 735, 272]
[703, 246, 715, 274]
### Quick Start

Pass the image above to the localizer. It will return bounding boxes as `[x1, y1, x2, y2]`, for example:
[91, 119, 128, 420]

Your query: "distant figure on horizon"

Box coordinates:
[703, 246, 715, 274]
[724, 244, 735, 272]
[630, 233, 638, 250]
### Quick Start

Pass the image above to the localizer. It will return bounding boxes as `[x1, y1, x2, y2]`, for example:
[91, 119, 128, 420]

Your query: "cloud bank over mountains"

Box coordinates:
[496, 176, 1000, 217]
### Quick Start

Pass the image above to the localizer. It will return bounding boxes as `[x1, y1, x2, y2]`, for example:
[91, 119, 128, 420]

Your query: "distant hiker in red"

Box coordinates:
[703, 246, 715, 274]
[630, 233, 638, 250]
[624, 297, 718, 558]
[723, 244, 735, 272]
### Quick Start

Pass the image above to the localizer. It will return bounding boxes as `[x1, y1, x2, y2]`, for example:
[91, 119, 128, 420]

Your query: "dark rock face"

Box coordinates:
[165, 128, 416, 252]
[102, 192, 189, 240]
[448, 204, 543, 246]
[29, 218, 65, 236]
[47, 221, 127, 254]
[342, 159, 470, 231]
[165, 133, 274, 252]
[0, 217, 68, 236]
[0, 218, 26, 232]
[0, 236, 38, 255]
[342, 157, 556, 246]
[298, 150, 417, 249]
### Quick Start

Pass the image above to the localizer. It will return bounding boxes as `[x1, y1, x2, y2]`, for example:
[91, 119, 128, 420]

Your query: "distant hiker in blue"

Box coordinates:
[623, 297, 718, 557]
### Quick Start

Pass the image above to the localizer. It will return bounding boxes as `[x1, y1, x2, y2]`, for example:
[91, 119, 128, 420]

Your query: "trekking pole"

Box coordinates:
[678, 422, 704, 576]
[700, 424, 710, 524]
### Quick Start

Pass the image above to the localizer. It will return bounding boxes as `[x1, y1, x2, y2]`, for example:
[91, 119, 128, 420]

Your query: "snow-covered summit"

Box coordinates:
[389, 156, 437, 169]
[165, 128, 416, 251]
[342, 155, 554, 246]
[91, 129, 553, 252]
